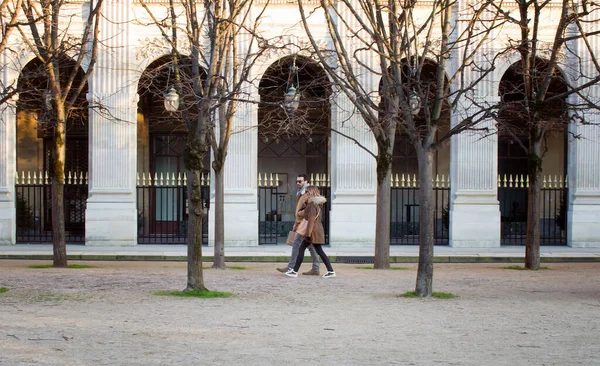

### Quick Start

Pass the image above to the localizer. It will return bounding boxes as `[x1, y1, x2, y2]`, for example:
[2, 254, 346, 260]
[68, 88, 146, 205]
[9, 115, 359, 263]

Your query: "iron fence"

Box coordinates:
[136, 172, 209, 245]
[390, 174, 450, 245]
[499, 175, 567, 245]
[258, 173, 330, 245]
[15, 171, 87, 244]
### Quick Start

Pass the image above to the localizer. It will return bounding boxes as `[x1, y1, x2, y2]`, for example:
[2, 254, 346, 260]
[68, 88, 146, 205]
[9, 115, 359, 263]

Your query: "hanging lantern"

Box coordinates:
[409, 90, 421, 115]
[43, 90, 53, 110]
[284, 85, 300, 112]
[163, 87, 180, 112]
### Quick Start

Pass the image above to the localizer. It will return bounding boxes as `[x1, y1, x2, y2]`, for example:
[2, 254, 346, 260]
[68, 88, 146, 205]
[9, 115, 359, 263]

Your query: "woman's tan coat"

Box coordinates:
[302, 195, 327, 245]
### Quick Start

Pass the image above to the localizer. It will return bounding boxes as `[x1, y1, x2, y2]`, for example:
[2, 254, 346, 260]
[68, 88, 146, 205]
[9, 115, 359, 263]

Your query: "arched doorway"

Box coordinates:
[15, 57, 89, 243]
[382, 59, 451, 245]
[257, 55, 331, 244]
[498, 58, 568, 245]
[137, 56, 210, 244]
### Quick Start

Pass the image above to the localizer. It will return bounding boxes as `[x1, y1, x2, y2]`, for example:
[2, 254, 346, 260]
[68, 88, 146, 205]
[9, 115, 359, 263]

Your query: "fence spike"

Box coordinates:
[141, 172, 146, 187]
[27, 171, 31, 185]
[310, 173, 314, 185]
[434, 174, 439, 188]
[554, 175, 559, 188]
[177, 172, 182, 187]
[257, 172, 262, 187]
[45, 171, 50, 185]
[15, 171, 19, 185]
[411, 174, 416, 188]
[442, 174, 446, 188]
[565, 175, 568, 188]
[275, 173, 280, 187]
[525, 175, 529, 188]
[136, 172, 140, 186]
[183, 172, 187, 186]
[327, 174, 331, 187]
[543, 175, 547, 189]
[558, 175, 563, 189]
[33, 171, 39, 185]
[267, 173, 273, 187]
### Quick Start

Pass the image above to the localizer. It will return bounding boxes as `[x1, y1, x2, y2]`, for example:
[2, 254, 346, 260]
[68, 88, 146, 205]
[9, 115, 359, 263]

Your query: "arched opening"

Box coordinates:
[498, 58, 569, 245]
[257, 55, 331, 244]
[136, 55, 209, 244]
[381, 59, 451, 245]
[15, 57, 89, 243]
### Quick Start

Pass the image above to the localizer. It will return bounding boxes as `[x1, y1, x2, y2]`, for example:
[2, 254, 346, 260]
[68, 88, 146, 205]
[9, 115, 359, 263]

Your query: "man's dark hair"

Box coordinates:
[297, 173, 309, 182]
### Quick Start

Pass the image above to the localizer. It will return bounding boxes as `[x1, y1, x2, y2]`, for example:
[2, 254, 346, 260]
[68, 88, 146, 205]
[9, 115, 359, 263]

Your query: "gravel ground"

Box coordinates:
[0, 260, 599, 366]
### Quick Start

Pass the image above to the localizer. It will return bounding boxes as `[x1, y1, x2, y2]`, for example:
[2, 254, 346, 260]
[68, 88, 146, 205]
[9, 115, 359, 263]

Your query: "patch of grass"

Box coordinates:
[0, 287, 8, 294]
[227, 266, 246, 270]
[154, 290, 232, 298]
[356, 266, 410, 270]
[504, 265, 549, 270]
[400, 291, 456, 299]
[29, 264, 93, 269]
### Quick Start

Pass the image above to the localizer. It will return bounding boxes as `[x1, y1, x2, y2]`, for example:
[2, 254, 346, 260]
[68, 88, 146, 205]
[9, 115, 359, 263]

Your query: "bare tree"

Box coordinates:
[0, 0, 22, 104]
[492, 0, 600, 269]
[140, 0, 274, 288]
[15, 0, 103, 267]
[298, 0, 502, 295]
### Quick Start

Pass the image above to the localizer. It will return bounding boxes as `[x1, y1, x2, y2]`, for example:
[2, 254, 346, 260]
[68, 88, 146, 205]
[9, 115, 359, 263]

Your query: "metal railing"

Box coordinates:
[258, 172, 330, 245]
[499, 174, 567, 246]
[15, 171, 87, 244]
[137, 172, 210, 245]
[390, 174, 450, 245]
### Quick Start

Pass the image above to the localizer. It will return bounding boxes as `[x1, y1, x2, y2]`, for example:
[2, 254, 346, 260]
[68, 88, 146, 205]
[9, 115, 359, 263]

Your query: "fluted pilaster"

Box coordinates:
[449, 1, 500, 247]
[567, 8, 600, 247]
[0, 92, 17, 244]
[85, 0, 137, 246]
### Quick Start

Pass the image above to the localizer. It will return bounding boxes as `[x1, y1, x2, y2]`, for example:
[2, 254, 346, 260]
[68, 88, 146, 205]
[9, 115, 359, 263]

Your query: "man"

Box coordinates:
[277, 174, 320, 275]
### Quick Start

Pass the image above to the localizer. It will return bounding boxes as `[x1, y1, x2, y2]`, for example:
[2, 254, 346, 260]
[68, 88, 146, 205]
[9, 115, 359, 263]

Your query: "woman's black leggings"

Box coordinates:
[293, 239, 333, 272]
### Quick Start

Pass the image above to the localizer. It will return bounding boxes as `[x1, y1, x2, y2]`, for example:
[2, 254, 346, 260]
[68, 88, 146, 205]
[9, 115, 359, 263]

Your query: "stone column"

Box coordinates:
[329, 92, 377, 247]
[566, 14, 600, 247]
[0, 92, 17, 245]
[85, 0, 137, 246]
[220, 84, 259, 247]
[449, 102, 501, 248]
[448, 1, 500, 248]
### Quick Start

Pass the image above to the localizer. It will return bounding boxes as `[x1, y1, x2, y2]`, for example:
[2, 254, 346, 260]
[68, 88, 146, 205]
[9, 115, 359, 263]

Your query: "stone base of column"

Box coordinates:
[222, 191, 258, 247]
[450, 193, 500, 248]
[328, 191, 376, 247]
[568, 192, 600, 248]
[0, 189, 15, 245]
[85, 191, 137, 246]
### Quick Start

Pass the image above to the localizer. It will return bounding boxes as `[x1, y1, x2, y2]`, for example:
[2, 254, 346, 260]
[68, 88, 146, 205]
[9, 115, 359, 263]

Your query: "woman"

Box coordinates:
[284, 186, 336, 279]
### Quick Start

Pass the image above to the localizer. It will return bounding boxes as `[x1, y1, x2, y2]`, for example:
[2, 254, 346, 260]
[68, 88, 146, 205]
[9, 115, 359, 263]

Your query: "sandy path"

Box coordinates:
[0, 260, 599, 365]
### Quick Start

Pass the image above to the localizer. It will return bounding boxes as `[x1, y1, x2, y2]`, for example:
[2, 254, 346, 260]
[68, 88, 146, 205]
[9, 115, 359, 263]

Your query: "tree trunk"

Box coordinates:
[52, 115, 67, 268]
[415, 148, 434, 297]
[525, 137, 543, 269]
[212, 166, 225, 269]
[374, 153, 392, 269]
[186, 167, 207, 291]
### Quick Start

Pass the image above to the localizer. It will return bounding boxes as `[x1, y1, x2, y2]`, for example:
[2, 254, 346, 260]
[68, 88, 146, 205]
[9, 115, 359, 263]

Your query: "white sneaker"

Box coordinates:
[322, 271, 336, 278]
[285, 269, 298, 278]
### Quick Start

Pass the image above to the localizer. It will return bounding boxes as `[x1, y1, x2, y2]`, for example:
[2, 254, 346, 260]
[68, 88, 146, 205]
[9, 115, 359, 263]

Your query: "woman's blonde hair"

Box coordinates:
[305, 185, 320, 197]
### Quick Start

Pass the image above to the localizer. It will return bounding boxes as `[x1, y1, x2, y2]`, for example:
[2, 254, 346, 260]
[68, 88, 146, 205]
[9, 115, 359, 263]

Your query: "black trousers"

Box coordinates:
[293, 239, 334, 272]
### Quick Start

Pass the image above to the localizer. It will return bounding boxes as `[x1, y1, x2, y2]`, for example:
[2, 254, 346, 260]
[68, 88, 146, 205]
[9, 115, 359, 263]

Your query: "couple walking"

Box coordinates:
[277, 174, 336, 278]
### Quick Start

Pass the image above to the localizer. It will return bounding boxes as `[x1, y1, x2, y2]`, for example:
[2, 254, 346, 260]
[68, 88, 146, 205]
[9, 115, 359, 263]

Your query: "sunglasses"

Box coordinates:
[296, 180, 303, 184]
